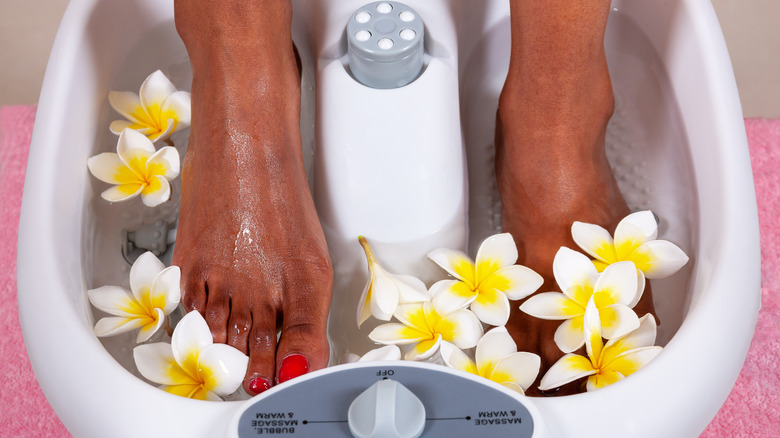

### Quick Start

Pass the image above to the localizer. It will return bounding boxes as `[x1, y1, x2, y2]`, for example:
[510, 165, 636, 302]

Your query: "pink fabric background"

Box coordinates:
[1, 105, 778, 436]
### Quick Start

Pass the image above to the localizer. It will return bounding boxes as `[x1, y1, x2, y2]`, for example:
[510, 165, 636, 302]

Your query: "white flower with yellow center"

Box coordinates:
[428, 233, 543, 326]
[519, 247, 642, 352]
[133, 311, 249, 400]
[441, 327, 540, 395]
[88, 251, 181, 343]
[87, 128, 180, 207]
[572, 210, 689, 280]
[108, 70, 191, 143]
[369, 301, 483, 361]
[539, 297, 662, 392]
[357, 236, 430, 327]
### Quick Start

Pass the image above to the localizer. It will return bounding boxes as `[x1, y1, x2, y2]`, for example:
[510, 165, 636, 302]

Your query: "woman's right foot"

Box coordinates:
[173, 0, 333, 395]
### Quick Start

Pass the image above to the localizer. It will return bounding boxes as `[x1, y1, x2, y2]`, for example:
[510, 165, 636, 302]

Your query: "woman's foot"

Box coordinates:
[173, 1, 333, 395]
[496, 0, 655, 395]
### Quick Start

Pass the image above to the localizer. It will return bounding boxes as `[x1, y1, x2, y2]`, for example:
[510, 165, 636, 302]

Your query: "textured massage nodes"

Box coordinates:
[347, 1, 424, 88]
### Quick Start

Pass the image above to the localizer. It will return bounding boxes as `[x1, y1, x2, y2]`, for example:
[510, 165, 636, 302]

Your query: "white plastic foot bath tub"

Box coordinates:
[18, 0, 760, 436]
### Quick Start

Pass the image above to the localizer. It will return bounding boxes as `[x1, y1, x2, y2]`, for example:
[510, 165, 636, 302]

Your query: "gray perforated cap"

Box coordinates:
[347, 1, 425, 89]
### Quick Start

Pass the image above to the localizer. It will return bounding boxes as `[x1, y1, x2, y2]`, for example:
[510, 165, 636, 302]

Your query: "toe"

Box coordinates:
[244, 302, 278, 395]
[180, 268, 206, 312]
[275, 282, 331, 384]
[227, 299, 252, 355]
[203, 278, 230, 344]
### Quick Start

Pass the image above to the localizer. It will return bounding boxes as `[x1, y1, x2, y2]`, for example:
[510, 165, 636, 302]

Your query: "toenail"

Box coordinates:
[248, 377, 272, 395]
[278, 354, 309, 384]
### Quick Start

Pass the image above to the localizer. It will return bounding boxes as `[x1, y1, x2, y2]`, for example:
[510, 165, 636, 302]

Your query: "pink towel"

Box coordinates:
[1, 106, 778, 437]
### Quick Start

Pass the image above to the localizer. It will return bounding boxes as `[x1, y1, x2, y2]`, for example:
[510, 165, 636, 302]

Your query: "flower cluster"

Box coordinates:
[87, 70, 189, 207]
[87, 252, 248, 400]
[357, 211, 688, 394]
[526, 210, 688, 392]
[357, 234, 544, 394]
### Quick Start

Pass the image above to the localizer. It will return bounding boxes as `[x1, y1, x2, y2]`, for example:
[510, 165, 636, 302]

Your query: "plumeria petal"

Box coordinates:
[395, 275, 430, 304]
[93, 316, 148, 337]
[129, 251, 166, 301]
[368, 323, 428, 345]
[553, 317, 585, 353]
[140, 70, 178, 112]
[475, 327, 517, 376]
[117, 128, 157, 162]
[440, 341, 478, 374]
[404, 335, 442, 360]
[598, 304, 640, 340]
[519, 292, 582, 320]
[553, 247, 599, 294]
[474, 233, 518, 270]
[489, 265, 543, 300]
[491, 352, 541, 393]
[586, 369, 625, 391]
[151, 266, 182, 315]
[146, 120, 175, 143]
[628, 268, 647, 308]
[367, 268, 401, 322]
[134, 342, 198, 386]
[539, 353, 597, 391]
[592, 261, 638, 307]
[172, 311, 214, 378]
[163, 90, 192, 126]
[605, 346, 662, 378]
[136, 307, 166, 343]
[614, 211, 658, 246]
[197, 343, 249, 396]
[601, 314, 658, 365]
[583, 297, 603, 361]
[571, 222, 616, 264]
[392, 303, 429, 331]
[100, 184, 143, 203]
[431, 279, 477, 316]
[137, 175, 170, 207]
[631, 240, 689, 279]
[88, 285, 143, 317]
[427, 248, 473, 283]
[108, 91, 146, 128]
[359, 345, 402, 362]
[147, 146, 181, 179]
[442, 308, 483, 349]
[161, 384, 204, 399]
[87, 153, 133, 185]
[469, 287, 511, 326]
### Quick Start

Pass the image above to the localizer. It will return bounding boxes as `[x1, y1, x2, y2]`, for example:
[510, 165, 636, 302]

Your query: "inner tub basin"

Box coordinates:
[17, 0, 760, 437]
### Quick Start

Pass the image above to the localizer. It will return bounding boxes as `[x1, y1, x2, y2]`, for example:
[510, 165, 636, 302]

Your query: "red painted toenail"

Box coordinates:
[278, 354, 309, 384]
[248, 377, 271, 395]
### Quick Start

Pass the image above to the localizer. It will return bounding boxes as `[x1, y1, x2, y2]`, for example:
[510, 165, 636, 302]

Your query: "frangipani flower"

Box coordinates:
[428, 233, 543, 326]
[133, 311, 248, 400]
[539, 297, 662, 392]
[108, 70, 191, 143]
[572, 210, 689, 280]
[441, 327, 540, 394]
[87, 128, 180, 207]
[357, 236, 429, 327]
[519, 247, 641, 352]
[369, 301, 483, 361]
[88, 251, 181, 343]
